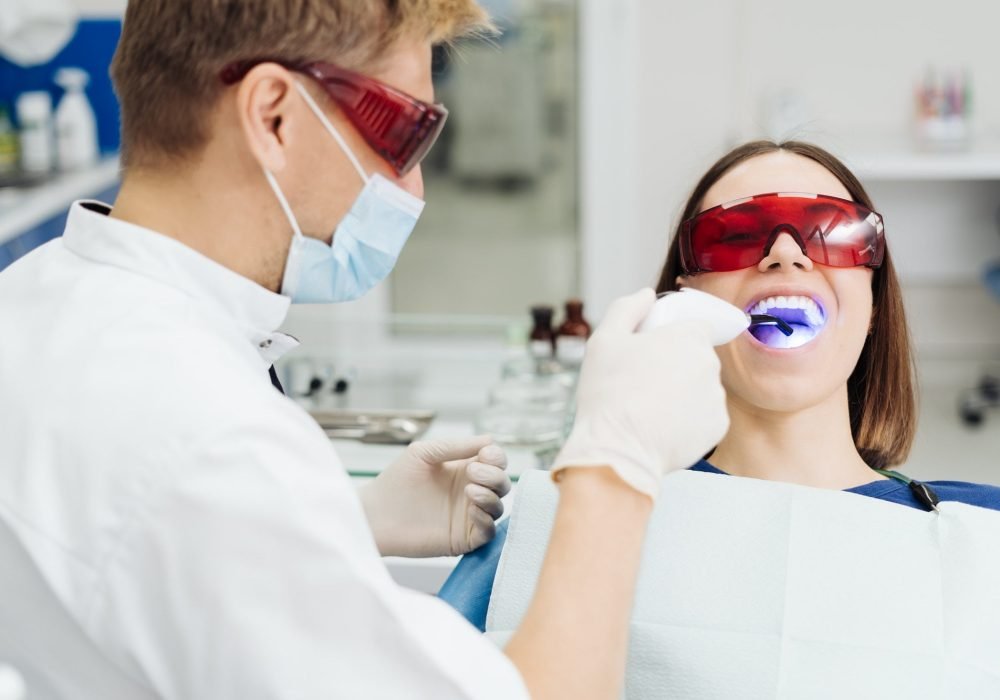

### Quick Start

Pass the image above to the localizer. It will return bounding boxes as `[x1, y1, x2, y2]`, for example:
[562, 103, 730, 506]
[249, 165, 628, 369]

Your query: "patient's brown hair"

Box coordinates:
[110, 0, 492, 168]
[655, 140, 916, 470]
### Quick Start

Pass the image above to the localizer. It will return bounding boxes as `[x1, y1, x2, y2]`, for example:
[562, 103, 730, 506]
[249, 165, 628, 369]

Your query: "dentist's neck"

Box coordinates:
[109, 156, 291, 293]
[707, 385, 882, 489]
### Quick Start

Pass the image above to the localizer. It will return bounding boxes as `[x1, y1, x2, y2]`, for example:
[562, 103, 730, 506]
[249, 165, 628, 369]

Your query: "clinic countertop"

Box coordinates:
[0, 157, 121, 245]
[334, 420, 542, 480]
[277, 317, 558, 480]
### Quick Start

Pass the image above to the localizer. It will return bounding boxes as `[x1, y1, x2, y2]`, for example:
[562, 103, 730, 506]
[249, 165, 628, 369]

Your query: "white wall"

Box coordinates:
[578, 0, 643, 315]
[75, 0, 125, 16]
[630, 0, 1000, 286]
[582, 0, 1000, 352]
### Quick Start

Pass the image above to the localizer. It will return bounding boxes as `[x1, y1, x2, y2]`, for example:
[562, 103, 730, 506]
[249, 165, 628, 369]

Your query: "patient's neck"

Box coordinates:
[707, 385, 883, 490]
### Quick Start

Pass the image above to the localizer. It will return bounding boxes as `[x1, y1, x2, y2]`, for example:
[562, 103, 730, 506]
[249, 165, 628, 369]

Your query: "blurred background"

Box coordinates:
[2, 0, 998, 487]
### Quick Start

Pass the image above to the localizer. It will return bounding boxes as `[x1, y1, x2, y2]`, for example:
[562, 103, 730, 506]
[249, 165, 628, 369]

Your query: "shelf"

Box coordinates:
[0, 157, 121, 245]
[837, 134, 1000, 182]
[849, 152, 1000, 181]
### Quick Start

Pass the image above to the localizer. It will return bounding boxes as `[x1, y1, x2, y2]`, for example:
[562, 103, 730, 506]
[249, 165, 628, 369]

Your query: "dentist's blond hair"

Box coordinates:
[110, 0, 493, 167]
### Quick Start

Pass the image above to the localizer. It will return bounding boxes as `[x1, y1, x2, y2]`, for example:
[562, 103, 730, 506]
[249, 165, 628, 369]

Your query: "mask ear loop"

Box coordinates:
[294, 81, 370, 186]
[262, 167, 307, 298]
[262, 80, 371, 236]
[263, 168, 304, 239]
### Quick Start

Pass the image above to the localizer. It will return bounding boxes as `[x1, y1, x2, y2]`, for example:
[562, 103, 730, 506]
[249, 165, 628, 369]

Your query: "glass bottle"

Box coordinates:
[529, 305, 555, 361]
[555, 299, 591, 367]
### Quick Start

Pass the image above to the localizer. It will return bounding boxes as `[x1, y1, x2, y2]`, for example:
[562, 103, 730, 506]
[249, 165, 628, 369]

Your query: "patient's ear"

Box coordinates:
[674, 275, 688, 290]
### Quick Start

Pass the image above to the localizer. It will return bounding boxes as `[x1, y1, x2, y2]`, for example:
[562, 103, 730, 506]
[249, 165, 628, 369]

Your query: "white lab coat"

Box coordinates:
[0, 202, 529, 700]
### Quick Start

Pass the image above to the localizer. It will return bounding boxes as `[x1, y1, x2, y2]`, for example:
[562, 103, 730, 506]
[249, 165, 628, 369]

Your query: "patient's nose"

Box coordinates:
[759, 232, 812, 272]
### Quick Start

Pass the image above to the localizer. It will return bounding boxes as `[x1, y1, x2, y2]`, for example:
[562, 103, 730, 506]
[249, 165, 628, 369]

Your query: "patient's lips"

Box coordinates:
[746, 295, 826, 349]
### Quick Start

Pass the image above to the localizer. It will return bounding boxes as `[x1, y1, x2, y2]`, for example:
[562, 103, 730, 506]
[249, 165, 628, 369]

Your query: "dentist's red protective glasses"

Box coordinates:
[679, 192, 886, 274]
[220, 59, 448, 176]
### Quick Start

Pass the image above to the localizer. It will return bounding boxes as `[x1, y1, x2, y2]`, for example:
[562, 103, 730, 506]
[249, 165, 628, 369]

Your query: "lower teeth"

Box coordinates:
[749, 323, 819, 349]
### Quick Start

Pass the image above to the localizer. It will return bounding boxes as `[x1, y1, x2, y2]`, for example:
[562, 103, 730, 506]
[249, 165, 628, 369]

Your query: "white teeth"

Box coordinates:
[749, 295, 824, 323]
[805, 305, 823, 326]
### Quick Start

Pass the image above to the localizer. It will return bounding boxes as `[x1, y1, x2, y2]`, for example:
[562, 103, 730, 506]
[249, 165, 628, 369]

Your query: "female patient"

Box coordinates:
[439, 139, 1000, 629]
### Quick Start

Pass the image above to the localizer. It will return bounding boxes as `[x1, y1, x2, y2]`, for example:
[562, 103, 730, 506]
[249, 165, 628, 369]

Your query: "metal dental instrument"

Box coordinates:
[749, 314, 794, 336]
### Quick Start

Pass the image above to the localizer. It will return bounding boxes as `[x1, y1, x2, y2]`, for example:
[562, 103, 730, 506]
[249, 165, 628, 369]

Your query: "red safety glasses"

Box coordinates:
[679, 192, 886, 274]
[220, 59, 448, 176]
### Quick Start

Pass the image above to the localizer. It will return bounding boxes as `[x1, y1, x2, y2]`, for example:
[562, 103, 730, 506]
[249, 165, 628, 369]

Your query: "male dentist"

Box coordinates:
[0, 1, 729, 698]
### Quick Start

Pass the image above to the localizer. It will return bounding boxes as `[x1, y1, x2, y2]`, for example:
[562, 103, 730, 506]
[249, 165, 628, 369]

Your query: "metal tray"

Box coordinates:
[309, 409, 436, 444]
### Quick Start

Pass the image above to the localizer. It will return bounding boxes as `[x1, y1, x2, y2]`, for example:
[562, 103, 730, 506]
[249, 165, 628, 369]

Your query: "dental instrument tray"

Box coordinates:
[309, 409, 435, 445]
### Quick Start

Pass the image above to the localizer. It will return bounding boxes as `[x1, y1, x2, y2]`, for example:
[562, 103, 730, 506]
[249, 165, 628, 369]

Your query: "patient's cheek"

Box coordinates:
[713, 345, 742, 393]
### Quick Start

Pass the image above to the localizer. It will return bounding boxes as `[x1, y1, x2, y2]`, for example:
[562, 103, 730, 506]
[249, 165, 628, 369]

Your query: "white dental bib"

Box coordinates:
[486, 470, 1000, 699]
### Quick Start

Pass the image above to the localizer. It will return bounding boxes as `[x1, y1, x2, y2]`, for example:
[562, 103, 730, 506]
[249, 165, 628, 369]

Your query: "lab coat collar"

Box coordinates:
[62, 201, 298, 362]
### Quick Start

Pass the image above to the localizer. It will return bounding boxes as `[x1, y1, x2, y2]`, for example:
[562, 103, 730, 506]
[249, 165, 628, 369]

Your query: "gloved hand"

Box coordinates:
[359, 436, 512, 557]
[551, 288, 730, 499]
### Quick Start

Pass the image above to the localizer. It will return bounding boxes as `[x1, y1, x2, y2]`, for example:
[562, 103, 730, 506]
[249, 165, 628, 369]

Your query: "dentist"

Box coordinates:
[0, 1, 729, 698]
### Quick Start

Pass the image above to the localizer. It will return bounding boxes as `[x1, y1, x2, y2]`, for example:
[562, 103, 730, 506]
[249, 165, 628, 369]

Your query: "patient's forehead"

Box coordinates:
[700, 152, 852, 212]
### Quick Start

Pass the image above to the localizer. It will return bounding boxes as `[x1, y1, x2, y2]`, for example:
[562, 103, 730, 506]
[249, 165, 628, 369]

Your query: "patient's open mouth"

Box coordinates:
[746, 295, 826, 349]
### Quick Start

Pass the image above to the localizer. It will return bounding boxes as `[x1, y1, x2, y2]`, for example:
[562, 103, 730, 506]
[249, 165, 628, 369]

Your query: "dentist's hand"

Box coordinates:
[360, 436, 512, 557]
[551, 288, 730, 499]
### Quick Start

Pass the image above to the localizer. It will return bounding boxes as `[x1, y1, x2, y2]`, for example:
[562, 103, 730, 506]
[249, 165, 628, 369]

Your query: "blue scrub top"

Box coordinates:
[439, 460, 1000, 632]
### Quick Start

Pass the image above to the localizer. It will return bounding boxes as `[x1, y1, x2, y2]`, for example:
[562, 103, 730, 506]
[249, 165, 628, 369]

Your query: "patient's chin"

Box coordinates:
[721, 370, 842, 416]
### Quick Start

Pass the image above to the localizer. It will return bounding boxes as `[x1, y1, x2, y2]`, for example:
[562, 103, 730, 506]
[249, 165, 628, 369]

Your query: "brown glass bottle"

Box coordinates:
[529, 305, 555, 360]
[556, 299, 591, 366]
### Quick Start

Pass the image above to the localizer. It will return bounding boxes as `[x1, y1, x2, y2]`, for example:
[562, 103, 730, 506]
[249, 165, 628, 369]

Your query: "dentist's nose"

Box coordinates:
[758, 232, 813, 272]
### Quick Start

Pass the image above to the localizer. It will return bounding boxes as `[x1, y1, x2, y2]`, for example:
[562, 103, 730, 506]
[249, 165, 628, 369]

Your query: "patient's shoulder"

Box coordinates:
[691, 461, 1000, 513]
[924, 479, 1000, 511]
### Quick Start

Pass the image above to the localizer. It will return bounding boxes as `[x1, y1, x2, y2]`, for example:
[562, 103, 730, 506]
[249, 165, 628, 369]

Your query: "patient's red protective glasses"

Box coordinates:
[220, 59, 448, 176]
[679, 192, 885, 274]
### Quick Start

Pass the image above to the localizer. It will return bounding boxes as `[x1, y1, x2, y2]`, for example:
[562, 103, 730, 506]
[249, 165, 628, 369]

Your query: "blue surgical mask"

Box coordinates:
[264, 81, 424, 303]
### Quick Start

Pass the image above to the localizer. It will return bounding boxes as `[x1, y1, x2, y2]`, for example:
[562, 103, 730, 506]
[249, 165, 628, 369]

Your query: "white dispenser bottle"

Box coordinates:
[53, 67, 99, 171]
[15, 91, 55, 175]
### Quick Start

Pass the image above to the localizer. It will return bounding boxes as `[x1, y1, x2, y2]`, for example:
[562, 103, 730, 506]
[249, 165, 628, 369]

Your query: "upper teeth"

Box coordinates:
[750, 295, 824, 326]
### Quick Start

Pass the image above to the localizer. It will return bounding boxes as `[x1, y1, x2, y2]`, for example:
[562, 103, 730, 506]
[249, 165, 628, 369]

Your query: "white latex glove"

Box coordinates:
[359, 436, 512, 557]
[551, 288, 730, 499]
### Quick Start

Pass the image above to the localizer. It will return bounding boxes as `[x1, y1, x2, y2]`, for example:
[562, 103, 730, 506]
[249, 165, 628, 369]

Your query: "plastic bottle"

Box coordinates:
[529, 305, 555, 361]
[555, 298, 592, 367]
[54, 67, 99, 171]
[15, 91, 54, 175]
[0, 104, 19, 176]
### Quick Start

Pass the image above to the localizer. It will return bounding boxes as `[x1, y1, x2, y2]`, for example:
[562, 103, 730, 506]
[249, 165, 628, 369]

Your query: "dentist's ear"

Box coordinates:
[674, 275, 689, 291]
[234, 63, 298, 173]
